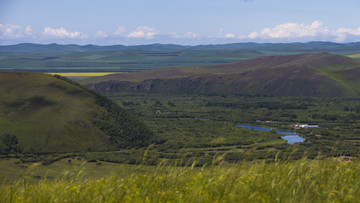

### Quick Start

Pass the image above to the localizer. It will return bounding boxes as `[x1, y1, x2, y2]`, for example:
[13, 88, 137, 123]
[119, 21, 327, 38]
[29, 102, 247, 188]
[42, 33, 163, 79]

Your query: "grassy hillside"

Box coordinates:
[1, 158, 359, 202]
[84, 53, 360, 97]
[0, 72, 155, 153]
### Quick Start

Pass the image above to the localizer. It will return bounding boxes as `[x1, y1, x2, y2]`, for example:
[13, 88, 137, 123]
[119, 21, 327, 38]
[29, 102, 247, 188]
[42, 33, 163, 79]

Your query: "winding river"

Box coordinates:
[236, 124, 305, 144]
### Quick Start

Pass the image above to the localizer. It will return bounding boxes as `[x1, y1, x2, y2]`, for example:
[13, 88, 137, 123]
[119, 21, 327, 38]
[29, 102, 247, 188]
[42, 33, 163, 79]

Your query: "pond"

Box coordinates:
[236, 124, 305, 144]
[281, 135, 306, 145]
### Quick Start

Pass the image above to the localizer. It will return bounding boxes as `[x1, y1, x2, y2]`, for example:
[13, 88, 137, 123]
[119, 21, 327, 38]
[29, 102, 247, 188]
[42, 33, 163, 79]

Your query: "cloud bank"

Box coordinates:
[43, 27, 87, 39]
[114, 27, 126, 36]
[241, 21, 360, 42]
[1, 21, 360, 45]
[127, 26, 157, 38]
[0, 24, 32, 38]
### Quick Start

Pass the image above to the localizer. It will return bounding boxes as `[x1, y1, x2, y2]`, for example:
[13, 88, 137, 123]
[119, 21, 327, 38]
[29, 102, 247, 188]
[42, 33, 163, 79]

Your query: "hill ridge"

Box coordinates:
[84, 53, 360, 97]
[1, 42, 360, 53]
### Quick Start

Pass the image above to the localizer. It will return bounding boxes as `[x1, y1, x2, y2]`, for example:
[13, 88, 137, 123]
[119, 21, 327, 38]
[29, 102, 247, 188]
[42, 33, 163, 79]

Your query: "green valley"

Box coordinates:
[1, 43, 360, 202]
[1, 49, 360, 169]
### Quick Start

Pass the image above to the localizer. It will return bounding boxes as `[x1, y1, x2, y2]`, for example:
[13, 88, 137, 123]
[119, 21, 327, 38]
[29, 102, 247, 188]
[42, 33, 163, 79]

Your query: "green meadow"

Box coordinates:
[1, 42, 360, 74]
[1, 43, 360, 202]
[1, 158, 359, 203]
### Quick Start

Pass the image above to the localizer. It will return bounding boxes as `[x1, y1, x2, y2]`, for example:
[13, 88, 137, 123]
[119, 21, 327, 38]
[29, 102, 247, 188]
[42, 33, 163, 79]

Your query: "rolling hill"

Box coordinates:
[1, 42, 360, 54]
[0, 72, 156, 154]
[1, 42, 360, 73]
[83, 53, 360, 97]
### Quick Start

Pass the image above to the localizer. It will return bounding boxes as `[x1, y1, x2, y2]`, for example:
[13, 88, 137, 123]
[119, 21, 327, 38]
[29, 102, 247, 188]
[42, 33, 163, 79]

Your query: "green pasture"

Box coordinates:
[1, 158, 359, 202]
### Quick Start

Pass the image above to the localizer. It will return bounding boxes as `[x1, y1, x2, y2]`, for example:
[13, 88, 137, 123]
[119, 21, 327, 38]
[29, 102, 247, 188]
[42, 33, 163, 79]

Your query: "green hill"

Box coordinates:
[1, 42, 360, 53]
[0, 72, 155, 154]
[1, 42, 360, 73]
[83, 53, 360, 97]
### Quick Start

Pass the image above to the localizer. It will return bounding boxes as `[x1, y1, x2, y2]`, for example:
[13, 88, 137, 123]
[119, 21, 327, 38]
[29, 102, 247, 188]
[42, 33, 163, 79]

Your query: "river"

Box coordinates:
[236, 124, 305, 144]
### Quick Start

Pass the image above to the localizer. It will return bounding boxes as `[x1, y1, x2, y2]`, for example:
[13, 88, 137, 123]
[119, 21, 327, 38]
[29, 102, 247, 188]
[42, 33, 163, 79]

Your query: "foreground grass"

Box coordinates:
[1, 158, 359, 202]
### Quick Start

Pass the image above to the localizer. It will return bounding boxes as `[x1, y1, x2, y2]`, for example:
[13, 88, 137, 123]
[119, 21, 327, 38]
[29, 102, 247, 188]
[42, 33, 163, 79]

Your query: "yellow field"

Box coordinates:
[346, 53, 360, 58]
[48, 72, 117, 77]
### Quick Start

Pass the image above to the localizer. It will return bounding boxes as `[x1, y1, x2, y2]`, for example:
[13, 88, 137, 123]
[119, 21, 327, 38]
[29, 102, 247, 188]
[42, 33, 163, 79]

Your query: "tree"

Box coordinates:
[154, 101, 162, 107]
[2, 134, 20, 154]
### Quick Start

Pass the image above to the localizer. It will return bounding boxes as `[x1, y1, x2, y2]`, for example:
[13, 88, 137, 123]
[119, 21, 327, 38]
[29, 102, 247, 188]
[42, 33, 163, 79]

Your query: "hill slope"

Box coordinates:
[84, 53, 360, 97]
[0, 72, 155, 154]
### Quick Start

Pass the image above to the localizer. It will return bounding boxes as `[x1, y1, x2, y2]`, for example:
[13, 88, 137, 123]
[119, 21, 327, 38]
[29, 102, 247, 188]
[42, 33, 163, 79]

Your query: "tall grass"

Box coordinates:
[1, 158, 359, 202]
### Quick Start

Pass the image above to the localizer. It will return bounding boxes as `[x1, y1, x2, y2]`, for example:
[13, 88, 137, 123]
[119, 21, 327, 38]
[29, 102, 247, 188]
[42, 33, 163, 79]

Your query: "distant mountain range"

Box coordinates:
[1, 41, 360, 53]
[84, 53, 360, 97]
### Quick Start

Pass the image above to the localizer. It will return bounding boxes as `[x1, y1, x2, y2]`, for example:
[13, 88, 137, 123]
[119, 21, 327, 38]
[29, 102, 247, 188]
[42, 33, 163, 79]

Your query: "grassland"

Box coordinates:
[0, 49, 258, 73]
[83, 53, 360, 97]
[90, 93, 360, 164]
[2, 43, 360, 202]
[3, 92, 358, 166]
[0, 72, 156, 153]
[1, 158, 359, 202]
[1, 42, 360, 74]
[48, 72, 118, 77]
[347, 53, 360, 59]
[48, 72, 119, 81]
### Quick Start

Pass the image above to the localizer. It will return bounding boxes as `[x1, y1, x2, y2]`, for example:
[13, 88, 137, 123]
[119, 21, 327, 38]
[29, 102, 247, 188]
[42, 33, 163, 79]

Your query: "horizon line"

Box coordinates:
[2, 40, 360, 47]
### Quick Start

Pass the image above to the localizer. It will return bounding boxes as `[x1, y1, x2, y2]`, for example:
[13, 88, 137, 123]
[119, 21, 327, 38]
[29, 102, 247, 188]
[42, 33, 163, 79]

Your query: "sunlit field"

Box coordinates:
[347, 53, 360, 58]
[48, 72, 117, 77]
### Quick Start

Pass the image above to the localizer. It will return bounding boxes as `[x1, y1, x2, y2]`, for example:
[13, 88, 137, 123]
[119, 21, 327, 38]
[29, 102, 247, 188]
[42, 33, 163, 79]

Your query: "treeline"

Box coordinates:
[205, 101, 309, 110]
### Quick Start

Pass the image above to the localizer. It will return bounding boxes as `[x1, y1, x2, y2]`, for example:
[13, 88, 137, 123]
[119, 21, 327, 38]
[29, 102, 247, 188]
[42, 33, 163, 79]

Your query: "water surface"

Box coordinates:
[237, 124, 305, 144]
[281, 135, 306, 144]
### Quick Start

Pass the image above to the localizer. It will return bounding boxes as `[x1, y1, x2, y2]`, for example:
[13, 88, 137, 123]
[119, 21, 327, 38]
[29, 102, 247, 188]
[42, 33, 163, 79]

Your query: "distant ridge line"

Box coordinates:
[1, 41, 360, 53]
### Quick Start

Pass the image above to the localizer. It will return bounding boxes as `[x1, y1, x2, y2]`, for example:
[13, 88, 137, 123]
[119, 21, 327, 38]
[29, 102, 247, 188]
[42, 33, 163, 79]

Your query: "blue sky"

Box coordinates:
[1, 0, 360, 45]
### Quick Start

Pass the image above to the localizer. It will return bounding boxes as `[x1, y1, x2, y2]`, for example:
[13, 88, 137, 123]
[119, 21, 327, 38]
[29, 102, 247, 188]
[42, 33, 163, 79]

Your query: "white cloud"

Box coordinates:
[240, 21, 360, 42]
[183, 32, 198, 38]
[215, 28, 235, 39]
[24, 26, 33, 36]
[335, 27, 360, 42]
[127, 26, 157, 38]
[2, 21, 360, 45]
[114, 26, 126, 36]
[43, 27, 87, 39]
[95, 30, 108, 38]
[170, 31, 199, 39]
[245, 21, 329, 40]
[0, 24, 33, 38]
[224, 33, 235, 38]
